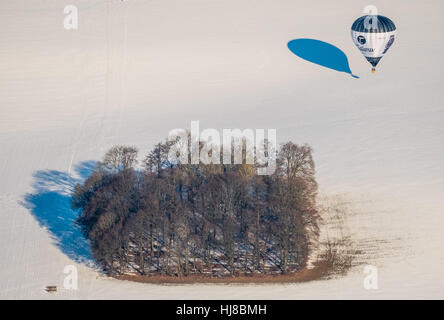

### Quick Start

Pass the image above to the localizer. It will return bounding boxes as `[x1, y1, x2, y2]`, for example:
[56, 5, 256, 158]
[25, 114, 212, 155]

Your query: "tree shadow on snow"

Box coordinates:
[21, 161, 97, 265]
[287, 39, 359, 78]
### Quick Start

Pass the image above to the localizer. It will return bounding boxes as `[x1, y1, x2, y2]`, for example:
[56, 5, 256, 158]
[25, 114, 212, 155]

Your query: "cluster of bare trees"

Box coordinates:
[72, 140, 319, 277]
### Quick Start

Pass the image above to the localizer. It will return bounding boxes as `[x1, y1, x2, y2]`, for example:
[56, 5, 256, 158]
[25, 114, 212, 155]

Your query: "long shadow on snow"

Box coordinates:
[287, 38, 359, 78]
[21, 161, 97, 265]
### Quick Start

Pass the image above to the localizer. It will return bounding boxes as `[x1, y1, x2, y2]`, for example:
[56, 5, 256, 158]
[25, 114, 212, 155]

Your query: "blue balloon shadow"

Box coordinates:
[21, 161, 98, 265]
[287, 39, 358, 78]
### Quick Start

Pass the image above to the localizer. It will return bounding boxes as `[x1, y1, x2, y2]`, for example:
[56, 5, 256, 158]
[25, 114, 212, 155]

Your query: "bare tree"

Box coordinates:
[102, 145, 138, 172]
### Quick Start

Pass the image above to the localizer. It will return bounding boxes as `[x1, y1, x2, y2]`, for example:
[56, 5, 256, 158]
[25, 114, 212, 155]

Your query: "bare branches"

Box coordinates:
[73, 142, 320, 277]
[102, 145, 138, 173]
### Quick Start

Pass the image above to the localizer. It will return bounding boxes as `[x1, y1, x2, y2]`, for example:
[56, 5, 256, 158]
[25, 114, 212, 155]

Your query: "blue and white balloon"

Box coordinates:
[351, 8, 396, 73]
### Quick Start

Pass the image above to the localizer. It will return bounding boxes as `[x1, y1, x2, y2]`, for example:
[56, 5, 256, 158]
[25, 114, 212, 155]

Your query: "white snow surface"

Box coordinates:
[0, 0, 443, 299]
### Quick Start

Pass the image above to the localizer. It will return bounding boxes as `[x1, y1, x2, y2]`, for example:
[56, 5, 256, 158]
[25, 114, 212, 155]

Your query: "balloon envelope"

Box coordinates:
[351, 15, 396, 68]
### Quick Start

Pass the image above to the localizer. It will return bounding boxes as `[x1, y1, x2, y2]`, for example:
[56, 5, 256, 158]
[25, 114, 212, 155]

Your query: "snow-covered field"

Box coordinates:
[1, 0, 443, 299]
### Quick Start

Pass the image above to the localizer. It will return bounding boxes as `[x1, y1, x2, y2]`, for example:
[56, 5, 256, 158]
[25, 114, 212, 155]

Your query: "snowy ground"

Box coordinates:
[1, 0, 443, 299]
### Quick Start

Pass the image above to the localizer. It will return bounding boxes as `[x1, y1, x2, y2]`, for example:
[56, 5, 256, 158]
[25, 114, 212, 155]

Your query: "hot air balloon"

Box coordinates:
[351, 8, 396, 73]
